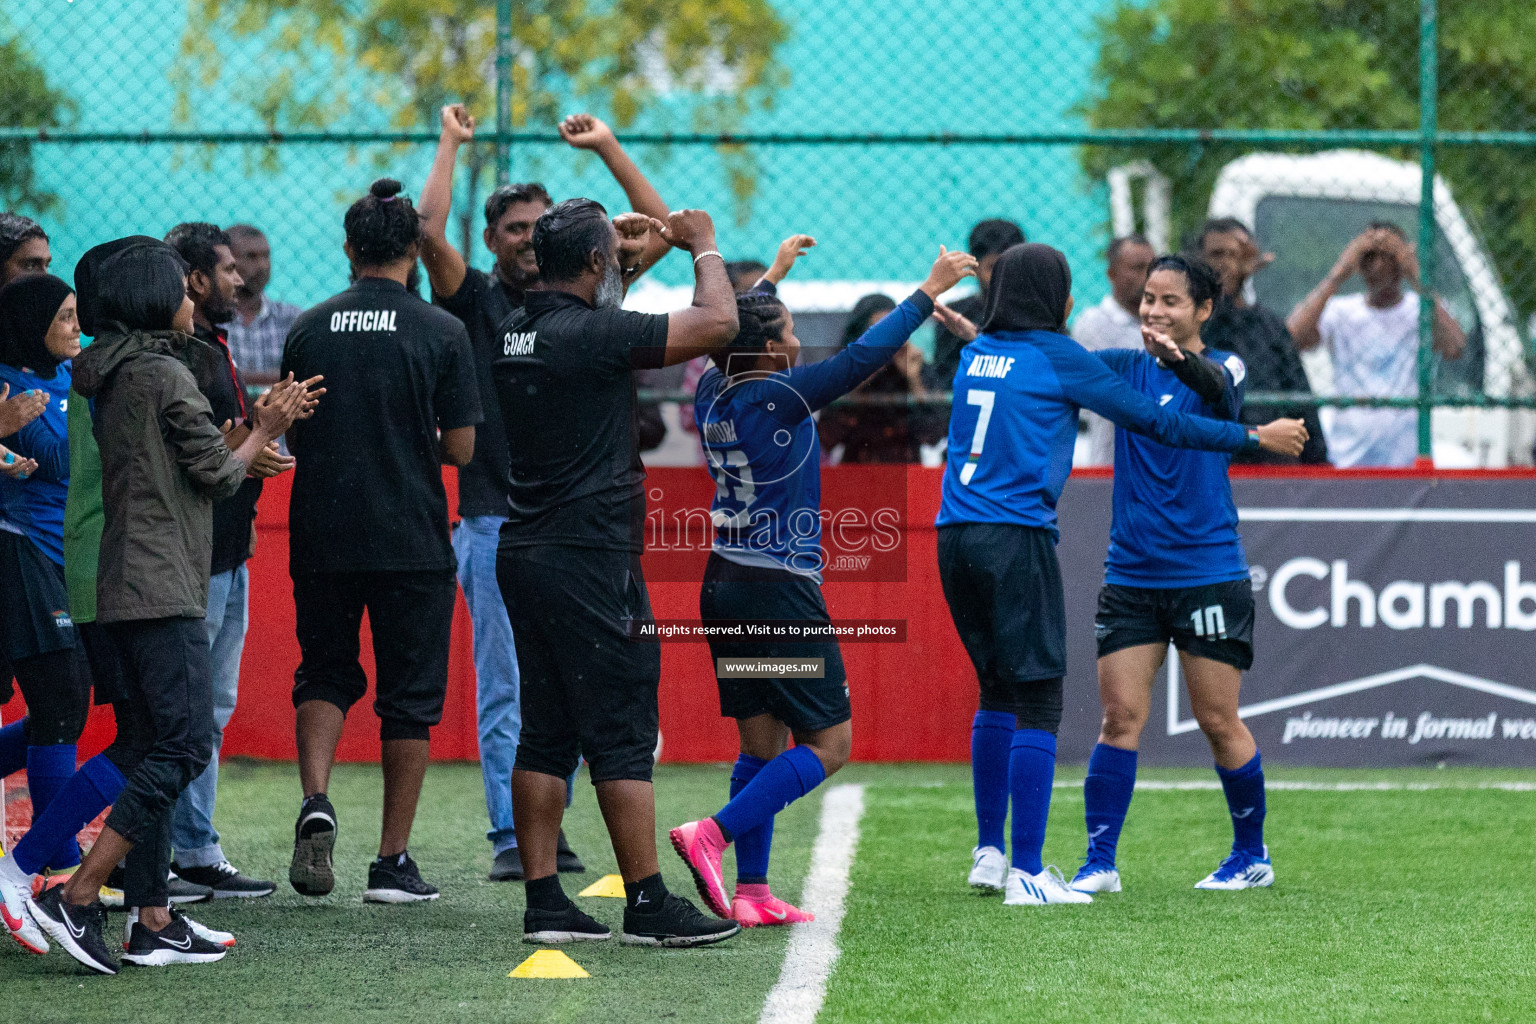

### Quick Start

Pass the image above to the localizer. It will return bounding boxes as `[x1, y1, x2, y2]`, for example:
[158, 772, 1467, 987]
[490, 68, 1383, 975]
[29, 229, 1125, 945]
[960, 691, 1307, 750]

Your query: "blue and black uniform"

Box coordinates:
[696, 288, 934, 731]
[1093, 346, 1255, 670]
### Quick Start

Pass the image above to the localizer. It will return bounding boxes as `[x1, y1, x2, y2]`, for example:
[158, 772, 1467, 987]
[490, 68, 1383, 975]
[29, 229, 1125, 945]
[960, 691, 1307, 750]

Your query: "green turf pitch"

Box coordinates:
[820, 765, 1536, 1024]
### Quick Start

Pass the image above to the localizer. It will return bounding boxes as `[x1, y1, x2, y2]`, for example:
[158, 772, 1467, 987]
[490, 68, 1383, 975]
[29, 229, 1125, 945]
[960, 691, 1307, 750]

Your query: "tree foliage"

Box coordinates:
[1080, 0, 1536, 315]
[0, 36, 73, 213]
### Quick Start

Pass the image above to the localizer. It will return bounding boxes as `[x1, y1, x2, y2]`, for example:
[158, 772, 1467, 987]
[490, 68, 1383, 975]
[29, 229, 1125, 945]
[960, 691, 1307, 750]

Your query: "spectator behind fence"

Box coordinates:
[1072, 234, 1155, 466]
[931, 218, 1026, 385]
[1286, 222, 1465, 468]
[725, 260, 769, 294]
[818, 293, 947, 464]
[0, 213, 51, 284]
[1197, 218, 1329, 465]
[223, 224, 302, 386]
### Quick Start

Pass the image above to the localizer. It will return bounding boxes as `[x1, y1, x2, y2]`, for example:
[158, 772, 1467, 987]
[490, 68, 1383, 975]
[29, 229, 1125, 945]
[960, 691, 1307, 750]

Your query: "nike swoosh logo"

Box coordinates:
[166, 934, 193, 950]
[1, 905, 23, 930]
[67, 915, 86, 940]
[764, 906, 787, 921]
[1232, 808, 1254, 819]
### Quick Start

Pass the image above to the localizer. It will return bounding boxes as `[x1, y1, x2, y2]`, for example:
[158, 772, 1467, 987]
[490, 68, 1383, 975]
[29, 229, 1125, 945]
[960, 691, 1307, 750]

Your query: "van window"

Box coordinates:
[1252, 196, 1483, 398]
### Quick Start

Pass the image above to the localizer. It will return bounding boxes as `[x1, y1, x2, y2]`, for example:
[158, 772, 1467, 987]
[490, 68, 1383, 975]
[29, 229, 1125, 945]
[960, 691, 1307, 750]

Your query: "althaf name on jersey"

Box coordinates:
[329, 309, 399, 332]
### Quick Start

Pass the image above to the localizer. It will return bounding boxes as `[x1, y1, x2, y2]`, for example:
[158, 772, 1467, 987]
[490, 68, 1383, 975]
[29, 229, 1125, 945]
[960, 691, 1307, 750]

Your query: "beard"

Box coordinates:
[593, 260, 624, 310]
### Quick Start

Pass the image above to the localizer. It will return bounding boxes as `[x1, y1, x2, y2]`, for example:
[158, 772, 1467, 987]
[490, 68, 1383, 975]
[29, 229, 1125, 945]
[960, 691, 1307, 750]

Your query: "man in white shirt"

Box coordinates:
[1072, 234, 1155, 465]
[1288, 222, 1464, 467]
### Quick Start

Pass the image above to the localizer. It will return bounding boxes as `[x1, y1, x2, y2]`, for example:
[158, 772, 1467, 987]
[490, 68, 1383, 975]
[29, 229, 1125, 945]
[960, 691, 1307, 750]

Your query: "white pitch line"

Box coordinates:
[758, 783, 866, 1024]
[1049, 779, 1536, 792]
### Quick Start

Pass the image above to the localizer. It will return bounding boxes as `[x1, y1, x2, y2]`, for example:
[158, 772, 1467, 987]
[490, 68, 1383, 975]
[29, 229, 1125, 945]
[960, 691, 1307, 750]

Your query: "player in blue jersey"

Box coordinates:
[934, 243, 1306, 907]
[669, 244, 978, 924]
[1071, 255, 1279, 895]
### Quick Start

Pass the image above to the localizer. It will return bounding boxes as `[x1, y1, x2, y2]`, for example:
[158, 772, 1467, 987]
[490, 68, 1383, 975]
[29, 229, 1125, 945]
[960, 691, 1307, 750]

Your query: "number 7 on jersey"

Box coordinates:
[959, 389, 995, 486]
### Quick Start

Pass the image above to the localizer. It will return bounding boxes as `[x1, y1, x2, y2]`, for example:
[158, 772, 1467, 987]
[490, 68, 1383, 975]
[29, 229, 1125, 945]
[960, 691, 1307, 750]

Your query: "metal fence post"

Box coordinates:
[495, 0, 513, 186]
[1416, 0, 1439, 463]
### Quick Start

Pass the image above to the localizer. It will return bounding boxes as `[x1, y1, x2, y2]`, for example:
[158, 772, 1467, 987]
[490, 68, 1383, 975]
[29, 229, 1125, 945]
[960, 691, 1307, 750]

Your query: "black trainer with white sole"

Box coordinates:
[173, 860, 276, 899]
[122, 914, 228, 966]
[290, 794, 338, 897]
[166, 870, 214, 905]
[363, 853, 439, 903]
[27, 887, 118, 975]
[621, 892, 741, 948]
[523, 902, 611, 944]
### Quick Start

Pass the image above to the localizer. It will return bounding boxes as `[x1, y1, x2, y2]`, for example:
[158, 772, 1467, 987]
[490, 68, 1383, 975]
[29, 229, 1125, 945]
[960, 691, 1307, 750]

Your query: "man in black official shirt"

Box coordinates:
[494, 199, 739, 947]
[281, 179, 482, 904]
[163, 222, 281, 899]
[417, 104, 673, 883]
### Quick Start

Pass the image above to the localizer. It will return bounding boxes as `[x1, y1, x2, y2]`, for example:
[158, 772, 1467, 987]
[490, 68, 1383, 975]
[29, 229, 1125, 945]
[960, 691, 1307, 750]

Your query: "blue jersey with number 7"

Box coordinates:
[935, 329, 1250, 540]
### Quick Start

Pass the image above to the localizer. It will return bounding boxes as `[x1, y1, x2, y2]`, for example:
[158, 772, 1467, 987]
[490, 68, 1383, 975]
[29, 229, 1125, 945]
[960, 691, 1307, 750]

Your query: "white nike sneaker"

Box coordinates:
[1004, 866, 1094, 906]
[0, 853, 48, 954]
[1069, 863, 1122, 894]
[1194, 846, 1274, 890]
[967, 845, 1008, 891]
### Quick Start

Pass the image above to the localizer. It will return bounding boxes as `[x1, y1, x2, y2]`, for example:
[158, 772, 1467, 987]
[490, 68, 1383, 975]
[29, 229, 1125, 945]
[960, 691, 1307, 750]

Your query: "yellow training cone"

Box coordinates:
[510, 950, 590, 979]
[578, 873, 626, 898]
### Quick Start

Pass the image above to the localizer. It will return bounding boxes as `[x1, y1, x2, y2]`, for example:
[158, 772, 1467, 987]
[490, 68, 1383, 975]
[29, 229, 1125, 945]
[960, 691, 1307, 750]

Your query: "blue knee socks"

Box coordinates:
[1009, 729, 1057, 875]
[971, 710, 1013, 851]
[727, 754, 772, 883]
[1216, 752, 1266, 855]
[25, 744, 80, 869]
[1083, 743, 1137, 867]
[714, 745, 825, 842]
[0, 718, 26, 778]
[13, 754, 125, 876]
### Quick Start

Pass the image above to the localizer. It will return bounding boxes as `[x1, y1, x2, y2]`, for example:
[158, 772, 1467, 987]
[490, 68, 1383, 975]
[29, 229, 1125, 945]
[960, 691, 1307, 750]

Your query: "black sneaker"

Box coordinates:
[523, 902, 611, 944]
[363, 853, 439, 904]
[122, 913, 228, 966]
[290, 794, 337, 897]
[489, 847, 525, 882]
[166, 870, 214, 905]
[27, 886, 118, 975]
[172, 860, 276, 899]
[556, 831, 586, 874]
[621, 892, 741, 948]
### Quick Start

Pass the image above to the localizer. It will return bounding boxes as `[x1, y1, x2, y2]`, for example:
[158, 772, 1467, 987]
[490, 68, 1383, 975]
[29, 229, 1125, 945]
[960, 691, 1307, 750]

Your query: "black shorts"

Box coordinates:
[291, 570, 458, 742]
[0, 531, 77, 663]
[699, 553, 851, 733]
[1095, 578, 1255, 671]
[938, 523, 1066, 713]
[498, 544, 660, 784]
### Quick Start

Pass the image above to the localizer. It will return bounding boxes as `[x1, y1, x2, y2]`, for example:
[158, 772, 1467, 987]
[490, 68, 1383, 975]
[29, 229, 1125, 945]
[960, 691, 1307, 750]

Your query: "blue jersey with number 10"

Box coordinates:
[935, 329, 1249, 540]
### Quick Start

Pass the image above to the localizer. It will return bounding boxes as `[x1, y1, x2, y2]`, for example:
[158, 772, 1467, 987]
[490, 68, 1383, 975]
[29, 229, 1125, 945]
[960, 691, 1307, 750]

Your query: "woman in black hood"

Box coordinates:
[980, 242, 1074, 334]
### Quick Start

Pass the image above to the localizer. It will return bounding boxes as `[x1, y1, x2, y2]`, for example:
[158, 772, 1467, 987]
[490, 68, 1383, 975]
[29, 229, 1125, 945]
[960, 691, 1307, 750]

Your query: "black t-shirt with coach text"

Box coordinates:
[433, 266, 524, 519]
[491, 289, 667, 552]
[281, 277, 482, 574]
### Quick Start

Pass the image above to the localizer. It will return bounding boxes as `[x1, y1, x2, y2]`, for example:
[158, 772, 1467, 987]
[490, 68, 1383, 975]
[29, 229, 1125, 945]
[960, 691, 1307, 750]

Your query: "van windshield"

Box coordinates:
[1252, 196, 1483, 397]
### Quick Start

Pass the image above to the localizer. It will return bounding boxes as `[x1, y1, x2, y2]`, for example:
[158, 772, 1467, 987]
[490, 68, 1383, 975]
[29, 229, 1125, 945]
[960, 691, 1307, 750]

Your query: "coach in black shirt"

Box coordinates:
[494, 200, 740, 948]
[281, 178, 481, 905]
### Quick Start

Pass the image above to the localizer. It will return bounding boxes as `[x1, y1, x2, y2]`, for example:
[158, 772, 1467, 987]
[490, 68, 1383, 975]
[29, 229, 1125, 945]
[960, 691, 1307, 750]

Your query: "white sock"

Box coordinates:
[0, 850, 32, 885]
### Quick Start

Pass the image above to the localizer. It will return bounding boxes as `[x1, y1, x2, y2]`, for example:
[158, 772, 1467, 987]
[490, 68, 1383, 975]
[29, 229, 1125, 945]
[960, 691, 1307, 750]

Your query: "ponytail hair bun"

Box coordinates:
[370, 178, 404, 201]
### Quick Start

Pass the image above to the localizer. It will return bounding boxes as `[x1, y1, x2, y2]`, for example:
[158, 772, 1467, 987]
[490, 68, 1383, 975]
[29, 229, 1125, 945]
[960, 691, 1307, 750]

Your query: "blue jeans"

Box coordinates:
[170, 565, 247, 868]
[454, 516, 521, 852]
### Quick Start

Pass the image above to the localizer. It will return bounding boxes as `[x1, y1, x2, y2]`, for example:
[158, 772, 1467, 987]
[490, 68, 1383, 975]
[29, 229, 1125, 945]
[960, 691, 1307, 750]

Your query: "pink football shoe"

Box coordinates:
[669, 818, 731, 918]
[730, 883, 814, 927]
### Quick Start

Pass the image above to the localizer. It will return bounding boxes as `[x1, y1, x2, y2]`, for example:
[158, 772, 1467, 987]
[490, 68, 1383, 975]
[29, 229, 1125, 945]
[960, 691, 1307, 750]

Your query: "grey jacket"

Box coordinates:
[72, 329, 247, 623]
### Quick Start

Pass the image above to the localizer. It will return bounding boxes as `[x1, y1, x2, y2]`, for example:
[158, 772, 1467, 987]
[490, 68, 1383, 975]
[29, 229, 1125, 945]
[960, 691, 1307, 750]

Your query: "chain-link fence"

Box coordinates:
[3, 0, 1533, 465]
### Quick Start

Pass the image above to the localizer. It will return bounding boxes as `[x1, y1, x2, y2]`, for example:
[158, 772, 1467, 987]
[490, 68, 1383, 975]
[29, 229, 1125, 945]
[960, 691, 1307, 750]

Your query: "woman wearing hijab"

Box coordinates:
[933, 243, 1307, 907]
[0, 274, 94, 901]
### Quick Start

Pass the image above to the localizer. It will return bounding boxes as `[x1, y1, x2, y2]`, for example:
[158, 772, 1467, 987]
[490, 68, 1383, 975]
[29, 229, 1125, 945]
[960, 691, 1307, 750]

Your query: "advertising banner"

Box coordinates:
[1056, 475, 1536, 766]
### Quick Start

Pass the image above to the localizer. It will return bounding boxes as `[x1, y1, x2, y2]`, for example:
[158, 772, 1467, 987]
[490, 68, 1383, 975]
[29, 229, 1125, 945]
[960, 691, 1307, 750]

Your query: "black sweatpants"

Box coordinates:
[99, 617, 214, 910]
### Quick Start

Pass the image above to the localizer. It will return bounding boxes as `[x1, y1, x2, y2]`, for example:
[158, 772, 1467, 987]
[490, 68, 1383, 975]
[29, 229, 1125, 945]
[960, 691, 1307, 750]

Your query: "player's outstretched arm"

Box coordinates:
[560, 114, 672, 282]
[417, 104, 475, 300]
[776, 247, 977, 417]
[653, 209, 739, 366]
[758, 234, 817, 288]
[1142, 326, 1239, 418]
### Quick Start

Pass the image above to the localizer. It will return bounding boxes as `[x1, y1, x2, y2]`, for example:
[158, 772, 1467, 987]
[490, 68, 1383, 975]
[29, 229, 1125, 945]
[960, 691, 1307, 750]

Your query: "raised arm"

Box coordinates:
[417, 104, 476, 300]
[1288, 231, 1373, 351]
[560, 114, 672, 283]
[651, 209, 739, 366]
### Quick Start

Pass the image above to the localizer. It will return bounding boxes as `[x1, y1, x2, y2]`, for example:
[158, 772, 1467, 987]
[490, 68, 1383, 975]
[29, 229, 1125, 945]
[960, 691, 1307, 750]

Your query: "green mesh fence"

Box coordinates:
[2, 0, 1533, 465]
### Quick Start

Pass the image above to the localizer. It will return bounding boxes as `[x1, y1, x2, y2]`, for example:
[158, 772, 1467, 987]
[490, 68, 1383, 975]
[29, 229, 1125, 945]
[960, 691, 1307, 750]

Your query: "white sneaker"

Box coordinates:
[0, 854, 48, 954]
[1070, 863, 1122, 894]
[1194, 846, 1274, 890]
[123, 908, 236, 950]
[1004, 866, 1094, 906]
[967, 846, 1008, 890]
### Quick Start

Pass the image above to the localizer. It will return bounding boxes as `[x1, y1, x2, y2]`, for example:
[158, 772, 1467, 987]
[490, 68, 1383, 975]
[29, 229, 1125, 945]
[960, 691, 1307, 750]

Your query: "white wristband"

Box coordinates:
[693, 249, 723, 266]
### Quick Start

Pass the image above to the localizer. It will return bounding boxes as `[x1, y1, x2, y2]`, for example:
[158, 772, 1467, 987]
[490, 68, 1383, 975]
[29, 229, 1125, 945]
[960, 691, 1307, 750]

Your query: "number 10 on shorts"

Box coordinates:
[1190, 604, 1227, 639]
